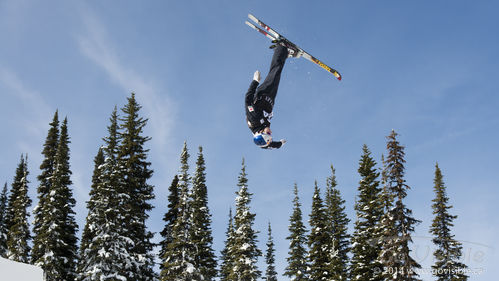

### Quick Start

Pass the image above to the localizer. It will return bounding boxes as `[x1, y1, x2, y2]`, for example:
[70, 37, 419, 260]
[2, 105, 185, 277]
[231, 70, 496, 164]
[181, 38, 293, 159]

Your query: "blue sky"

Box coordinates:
[1, 1, 497, 280]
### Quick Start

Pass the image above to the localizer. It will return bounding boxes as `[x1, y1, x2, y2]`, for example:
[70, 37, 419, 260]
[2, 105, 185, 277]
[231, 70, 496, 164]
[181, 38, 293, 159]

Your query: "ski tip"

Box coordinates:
[334, 72, 342, 81]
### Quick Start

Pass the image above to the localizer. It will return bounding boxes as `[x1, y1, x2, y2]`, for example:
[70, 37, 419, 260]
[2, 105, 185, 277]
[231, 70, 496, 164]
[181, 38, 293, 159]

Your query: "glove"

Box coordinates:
[253, 70, 261, 83]
[280, 139, 286, 145]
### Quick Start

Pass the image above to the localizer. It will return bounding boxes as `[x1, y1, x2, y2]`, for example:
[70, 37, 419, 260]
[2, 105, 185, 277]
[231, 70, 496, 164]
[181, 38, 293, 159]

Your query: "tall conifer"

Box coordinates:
[159, 174, 179, 272]
[284, 183, 308, 281]
[307, 181, 332, 280]
[228, 159, 262, 280]
[35, 118, 79, 280]
[325, 165, 350, 280]
[350, 145, 384, 281]
[377, 130, 421, 280]
[118, 93, 156, 280]
[430, 164, 468, 281]
[6, 155, 32, 263]
[32, 111, 59, 264]
[264, 223, 278, 281]
[0, 183, 8, 257]
[220, 208, 235, 281]
[161, 142, 200, 280]
[78, 108, 134, 281]
[190, 146, 217, 280]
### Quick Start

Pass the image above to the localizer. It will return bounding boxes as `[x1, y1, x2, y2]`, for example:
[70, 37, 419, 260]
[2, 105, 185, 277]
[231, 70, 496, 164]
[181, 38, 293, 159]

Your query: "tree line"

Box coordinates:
[0, 93, 469, 281]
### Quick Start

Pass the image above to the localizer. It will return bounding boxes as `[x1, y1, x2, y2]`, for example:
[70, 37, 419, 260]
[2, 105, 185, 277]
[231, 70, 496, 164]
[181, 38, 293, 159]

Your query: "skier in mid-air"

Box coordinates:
[244, 14, 341, 149]
[245, 42, 297, 149]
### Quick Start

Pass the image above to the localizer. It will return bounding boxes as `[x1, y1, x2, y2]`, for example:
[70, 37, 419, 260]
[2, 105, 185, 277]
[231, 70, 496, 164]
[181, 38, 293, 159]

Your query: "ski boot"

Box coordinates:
[270, 38, 300, 58]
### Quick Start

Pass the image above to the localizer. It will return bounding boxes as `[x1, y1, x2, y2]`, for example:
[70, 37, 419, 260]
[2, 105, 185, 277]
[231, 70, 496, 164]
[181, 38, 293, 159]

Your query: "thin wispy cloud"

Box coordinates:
[0, 67, 53, 139]
[76, 8, 177, 164]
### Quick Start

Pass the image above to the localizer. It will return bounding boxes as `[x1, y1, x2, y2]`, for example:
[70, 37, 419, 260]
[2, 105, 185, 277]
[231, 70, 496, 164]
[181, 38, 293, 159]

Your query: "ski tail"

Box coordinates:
[248, 14, 281, 39]
[245, 21, 276, 41]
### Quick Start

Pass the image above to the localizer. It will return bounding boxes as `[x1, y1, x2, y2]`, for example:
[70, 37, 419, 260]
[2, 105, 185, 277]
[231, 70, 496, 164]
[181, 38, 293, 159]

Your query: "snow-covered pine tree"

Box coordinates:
[190, 146, 217, 280]
[264, 222, 278, 281]
[0, 182, 8, 257]
[159, 174, 179, 272]
[307, 181, 332, 281]
[228, 159, 262, 281]
[219, 208, 235, 281]
[32, 111, 59, 264]
[350, 145, 384, 281]
[6, 154, 32, 263]
[284, 183, 308, 281]
[161, 142, 201, 280]
[325, 165, 350, 280]
[430, 163, 468, 281]
[118, 93, 156, 281]
[78, 107, 135, 281]
[39, 118, 79, 281]
[377, 130, 421, 280]
[76, 147, 105, 281]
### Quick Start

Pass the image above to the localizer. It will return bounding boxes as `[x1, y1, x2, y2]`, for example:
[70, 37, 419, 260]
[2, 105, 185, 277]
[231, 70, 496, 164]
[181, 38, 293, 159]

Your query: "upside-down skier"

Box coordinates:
[245, 42, 298, 149]
[244, 14, 341, 149]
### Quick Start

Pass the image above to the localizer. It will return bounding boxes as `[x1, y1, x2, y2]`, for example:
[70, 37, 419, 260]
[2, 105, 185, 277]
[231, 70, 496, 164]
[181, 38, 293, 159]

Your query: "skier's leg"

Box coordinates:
[254, 45, 288, 109]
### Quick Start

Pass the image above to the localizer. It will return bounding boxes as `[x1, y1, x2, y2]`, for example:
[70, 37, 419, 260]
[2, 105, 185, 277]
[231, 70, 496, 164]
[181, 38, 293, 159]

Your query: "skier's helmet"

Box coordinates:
[253, 133, 272, 147]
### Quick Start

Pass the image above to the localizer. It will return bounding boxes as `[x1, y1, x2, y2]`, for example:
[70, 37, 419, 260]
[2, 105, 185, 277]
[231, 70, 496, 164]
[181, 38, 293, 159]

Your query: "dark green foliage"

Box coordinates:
[265, 223, 278, 281]
[0, 183, 8, 257]
[377, 130, 421, 281]
[32, 111, 59, 264]
[228, 159, 262, 280]
[118, 93, 156, 280]
[6, 154, 32, 263]
[159, 174, 179, 272]
[41, 118, 79, 281]
[430, 164, 468, 281]
[220, 208, 235, 281]
[350, 145, 384, 281]
[161, 142, 200, 280]
[190, 146, 217, 280]
[325, 165, 350, 280]
[284, 184, 308, 281]
[307, 181, 332, 281]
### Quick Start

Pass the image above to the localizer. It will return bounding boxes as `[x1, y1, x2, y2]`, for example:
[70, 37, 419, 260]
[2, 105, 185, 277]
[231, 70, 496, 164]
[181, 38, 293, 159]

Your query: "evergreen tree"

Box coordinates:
[38, 118, 79, 281]
[377, 130, 421, 280]
[76, 147, 106, 281]
[32, 111, 59, 264]
[264, 223, 278, 281]
[78, 108, 135, 281]
[159, 174, 179, 272]
[118, 93, 156, 280]
[350, 145, 384, 281]
[6, 154, 32, 263]
[0, 182, 8, 258]
[190, 146, 217, 280]
[430, 164, 468, 281]
[228, 159, 262, 281]
[307, 181, 332, 281]
[284, 184, 308, 281]
[220, 208, 235, 281]
[325, 165, 350, 280]
[161, 142, 200, 280]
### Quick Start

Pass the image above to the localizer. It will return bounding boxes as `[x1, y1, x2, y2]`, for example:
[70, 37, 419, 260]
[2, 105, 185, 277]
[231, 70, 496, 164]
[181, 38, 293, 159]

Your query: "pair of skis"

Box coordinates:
[245, 14, 342, 81]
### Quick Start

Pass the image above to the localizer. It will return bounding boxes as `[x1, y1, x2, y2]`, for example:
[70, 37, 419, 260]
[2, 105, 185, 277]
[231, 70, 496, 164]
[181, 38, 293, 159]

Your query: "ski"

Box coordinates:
[247, 14, 342, 81]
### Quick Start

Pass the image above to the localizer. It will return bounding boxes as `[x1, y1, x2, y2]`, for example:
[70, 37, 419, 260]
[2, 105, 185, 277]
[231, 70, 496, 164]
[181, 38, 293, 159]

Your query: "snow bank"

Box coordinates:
[0, 257, 44, 281]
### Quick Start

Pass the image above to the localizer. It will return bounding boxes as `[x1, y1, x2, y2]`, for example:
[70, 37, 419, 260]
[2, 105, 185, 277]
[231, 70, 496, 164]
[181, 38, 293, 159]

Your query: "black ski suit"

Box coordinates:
[245, 45, 288, 149]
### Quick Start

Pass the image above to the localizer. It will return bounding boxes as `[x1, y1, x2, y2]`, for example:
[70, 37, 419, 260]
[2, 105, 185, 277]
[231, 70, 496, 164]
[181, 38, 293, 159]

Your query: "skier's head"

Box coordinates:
[253, 132, 272, 148]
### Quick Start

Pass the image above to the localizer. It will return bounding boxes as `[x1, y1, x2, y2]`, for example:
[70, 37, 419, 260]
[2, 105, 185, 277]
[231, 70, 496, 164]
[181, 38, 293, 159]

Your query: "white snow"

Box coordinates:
[0, 257, 44, 281]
